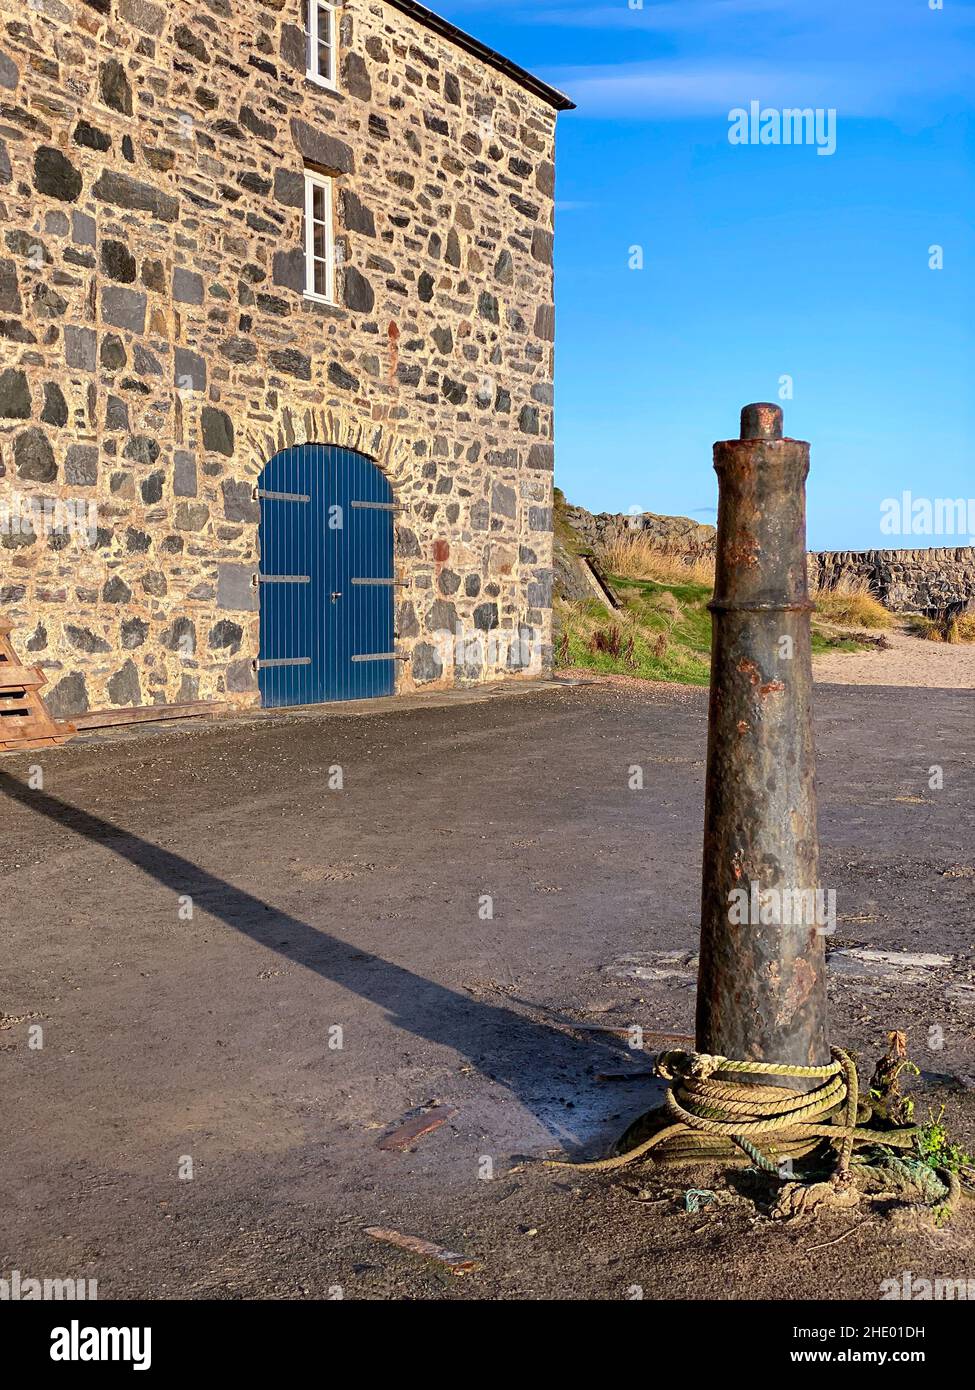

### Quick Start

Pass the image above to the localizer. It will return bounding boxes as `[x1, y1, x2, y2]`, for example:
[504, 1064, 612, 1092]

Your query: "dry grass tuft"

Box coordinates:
[908, 612, 975, 643]
[930, 614, 975, 644]
[599, 532, 715, 586]
[809, 576, 893, 630]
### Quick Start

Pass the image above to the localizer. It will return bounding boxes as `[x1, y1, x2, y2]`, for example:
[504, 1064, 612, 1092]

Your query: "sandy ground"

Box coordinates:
[814, 629, 975, 689]
[1, 681, 974, 1301]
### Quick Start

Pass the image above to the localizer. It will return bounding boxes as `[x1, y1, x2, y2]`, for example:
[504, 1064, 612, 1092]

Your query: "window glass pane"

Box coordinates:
[313, 5, 332, 78]
[305, 177, 332, 299]
[309, 5, 332, 76]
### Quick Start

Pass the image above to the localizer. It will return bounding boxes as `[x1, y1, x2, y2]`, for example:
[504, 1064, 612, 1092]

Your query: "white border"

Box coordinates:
[304, 171, 336, 305]
[306, 1, 338, 91]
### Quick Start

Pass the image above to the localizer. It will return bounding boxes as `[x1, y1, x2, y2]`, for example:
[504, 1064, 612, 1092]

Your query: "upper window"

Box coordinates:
[307, 2, 338, 90]
[304, 170, 335, 305]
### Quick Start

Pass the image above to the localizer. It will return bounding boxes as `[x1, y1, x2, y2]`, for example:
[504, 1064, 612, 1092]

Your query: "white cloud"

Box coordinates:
[546, 61, 887, 117]
[438, 0, 975, 120]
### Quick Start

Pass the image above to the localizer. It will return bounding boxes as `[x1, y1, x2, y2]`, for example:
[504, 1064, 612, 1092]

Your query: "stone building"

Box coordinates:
[0, 0, 572, 717]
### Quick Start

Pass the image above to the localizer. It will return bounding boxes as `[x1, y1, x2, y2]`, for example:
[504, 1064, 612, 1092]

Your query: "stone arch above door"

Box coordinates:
[241, 402, 415, 489]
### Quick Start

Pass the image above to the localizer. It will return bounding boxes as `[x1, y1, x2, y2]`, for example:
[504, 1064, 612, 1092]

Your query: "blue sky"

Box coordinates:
[434, 0, 974, 550]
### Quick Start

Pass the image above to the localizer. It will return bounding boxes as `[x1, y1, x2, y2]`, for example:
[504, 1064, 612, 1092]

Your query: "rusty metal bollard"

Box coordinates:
[695, 404, 829, 1078]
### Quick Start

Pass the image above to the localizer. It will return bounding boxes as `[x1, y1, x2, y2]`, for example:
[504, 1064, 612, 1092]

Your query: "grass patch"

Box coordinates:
[554, 585, 711, 686]
[811, 632, 864, 654]
[915, 1107, 975, 1178]
[553, 486, 588, 555]
[555, 574, 877, 686]
[553, 505, 888, 685]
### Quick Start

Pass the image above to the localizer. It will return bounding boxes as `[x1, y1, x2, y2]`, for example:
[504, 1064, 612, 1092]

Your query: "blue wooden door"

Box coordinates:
[257, 444, 396, 707]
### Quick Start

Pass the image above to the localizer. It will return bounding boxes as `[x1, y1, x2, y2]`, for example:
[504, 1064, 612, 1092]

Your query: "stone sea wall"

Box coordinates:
[810, 548, 975, 615]
[559, 506, 975, 615]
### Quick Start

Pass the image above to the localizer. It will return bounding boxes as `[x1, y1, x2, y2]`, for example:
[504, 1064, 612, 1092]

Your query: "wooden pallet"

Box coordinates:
[0, 622, 75, 753]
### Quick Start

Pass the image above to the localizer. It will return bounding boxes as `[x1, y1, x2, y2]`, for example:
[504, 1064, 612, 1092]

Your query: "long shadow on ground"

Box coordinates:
[1, 771, 639, 1150]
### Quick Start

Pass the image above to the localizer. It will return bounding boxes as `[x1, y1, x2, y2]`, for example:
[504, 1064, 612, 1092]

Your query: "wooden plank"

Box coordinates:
[0, 626, 74, 755]
[73, 701, 229, 730]
[0, 702, 53, 720]
[0, 666, 46, 689]
[377, 1104, 457, 1152]
[364, 1228, 481, 1276]
[0, 719, 74, 749]
[0, 710, 49, 728]
[0, 736, 65, 752]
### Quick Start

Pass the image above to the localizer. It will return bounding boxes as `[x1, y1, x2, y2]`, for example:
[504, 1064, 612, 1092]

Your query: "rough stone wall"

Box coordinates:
[560, 503, 718, 559]
[557, 503, 975, 617]
[0, 0, 558, 718]
[810, 548, 975, 615]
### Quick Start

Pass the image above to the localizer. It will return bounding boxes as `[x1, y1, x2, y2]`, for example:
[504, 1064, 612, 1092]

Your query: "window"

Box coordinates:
[303, 171, 335, 304]
[307, 2, 338, 90]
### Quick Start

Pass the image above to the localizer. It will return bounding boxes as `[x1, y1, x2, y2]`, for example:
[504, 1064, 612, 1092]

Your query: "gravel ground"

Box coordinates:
[1, 680, 973, 1300]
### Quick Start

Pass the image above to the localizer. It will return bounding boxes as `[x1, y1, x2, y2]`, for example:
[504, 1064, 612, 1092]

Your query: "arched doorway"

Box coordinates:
[257, 444, 396, 707]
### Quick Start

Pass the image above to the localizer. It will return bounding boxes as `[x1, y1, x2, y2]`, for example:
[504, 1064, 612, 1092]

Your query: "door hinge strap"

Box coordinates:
[255, 657, 313, 670]
[350, 500, 403, 512]
[258, 574, 311, 584]
[350, 577, 403, 587]
[254, 489, 311, 503]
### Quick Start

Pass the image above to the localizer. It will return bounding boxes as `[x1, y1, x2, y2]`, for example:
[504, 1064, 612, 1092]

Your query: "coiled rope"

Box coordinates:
[544, 1046, 963, 1207]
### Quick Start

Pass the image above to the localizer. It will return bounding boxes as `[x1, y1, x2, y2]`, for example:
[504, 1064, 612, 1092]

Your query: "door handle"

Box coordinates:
[330, 591, 343, 602]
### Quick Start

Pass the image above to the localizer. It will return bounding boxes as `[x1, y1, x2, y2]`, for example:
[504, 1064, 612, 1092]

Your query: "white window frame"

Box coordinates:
[307, 1, 339, 91]
[303, 171, 336, 305]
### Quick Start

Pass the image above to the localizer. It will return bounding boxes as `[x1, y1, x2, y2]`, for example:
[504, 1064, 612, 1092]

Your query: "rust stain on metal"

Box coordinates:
[779, 956, 818, 1026]
[740, 402, 784, 440]
[726, 537, 760, 568]
[696, 404, 828, 1076]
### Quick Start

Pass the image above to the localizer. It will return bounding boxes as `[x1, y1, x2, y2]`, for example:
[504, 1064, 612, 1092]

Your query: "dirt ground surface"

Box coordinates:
[813, 628, 975, 689]
[2, 679, 974, 1301]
